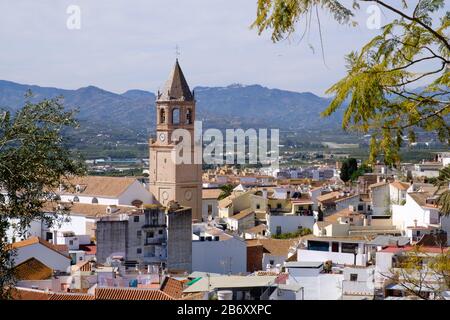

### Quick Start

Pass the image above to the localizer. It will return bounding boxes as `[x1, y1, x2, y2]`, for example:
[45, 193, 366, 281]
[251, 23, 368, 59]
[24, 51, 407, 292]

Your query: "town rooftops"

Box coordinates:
[316, 191, 341, 203]
[408, 192, 440, 209]
[12, 287, 174, 300]
[183, 275, 277, 293]
[161, 277, 188, 299]
[302, 234, 374, 243]
[13, 258, 53, 281]
[246, 238, 298, 257]
[390, 181, 410, 191]
[12, 288, 95, 300]
[11, 237, 70, 259]
[379, 245, 448, 254]
[62, 175, 137, 198]
[324, 207, 364, 223]
[229, 208, 254, 221]
[368, 181, 388, 189]
[366, 235, 410, 247]
[284, 261, 323, 268]
[244, 224, 267, 234]
[202, 188, 222, 199]
[94, 287, 174, 300]
[42, 201, 137, 218]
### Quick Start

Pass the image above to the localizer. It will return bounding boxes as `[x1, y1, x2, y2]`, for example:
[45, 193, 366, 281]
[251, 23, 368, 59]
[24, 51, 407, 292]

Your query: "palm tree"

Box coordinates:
[218, 184, 234, 200]
[433, 165, 450, 216]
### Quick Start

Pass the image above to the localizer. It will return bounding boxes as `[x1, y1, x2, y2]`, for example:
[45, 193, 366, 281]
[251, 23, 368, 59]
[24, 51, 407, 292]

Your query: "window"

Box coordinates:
[350, 274, 358, 282]
[133, 216, 139, 223]
[256, 204, 260, 210]
[208, 204, 213, 215]
[73, 196, 79, 202]
[137, 230, 142, 237]
[137, 248, 142, 254]
[276, 226, 281, 235]
[147, 231, 154, 238]
[46, 232, 53, 241]
[269, 260, 274, 265]
[277, 203, 282, 209]
[158, 230, 163, 235]
[172, 108, 180, 124]
[332, 242, 339, 252]
[159, 108, 166, 124]
[92, 197, 98, 204]
[307, 241, 329, 252]
[341, 243, 359, 254]
[358, 204, 363, 211]
[186, 108, 192, 124]
[69, 240, 74, 246]
[79, 256, 83, 261]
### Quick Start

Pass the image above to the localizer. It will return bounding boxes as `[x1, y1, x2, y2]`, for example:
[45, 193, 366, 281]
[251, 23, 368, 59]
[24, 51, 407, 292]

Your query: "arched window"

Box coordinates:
[92, 197, 98, 204]
[186, 108, 192, 124]
[73, 196, 79, 202]
[159, 108, 166, 124]
[172, 108, 180, 125]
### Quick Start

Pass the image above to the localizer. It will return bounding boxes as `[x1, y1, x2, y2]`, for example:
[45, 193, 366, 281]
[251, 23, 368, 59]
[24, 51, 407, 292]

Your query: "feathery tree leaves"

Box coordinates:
[0, 94, 86, 299]
[433, 165, 450, 216]
[252, 0, 449, 166]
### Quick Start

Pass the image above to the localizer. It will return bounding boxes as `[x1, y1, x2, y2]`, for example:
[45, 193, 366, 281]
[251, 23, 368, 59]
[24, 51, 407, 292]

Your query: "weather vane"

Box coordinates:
[175, 44, 180, 60]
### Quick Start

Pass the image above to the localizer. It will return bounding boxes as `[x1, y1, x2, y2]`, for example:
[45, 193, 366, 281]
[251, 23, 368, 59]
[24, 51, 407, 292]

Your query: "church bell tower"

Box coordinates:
[149, 60, 202, 221]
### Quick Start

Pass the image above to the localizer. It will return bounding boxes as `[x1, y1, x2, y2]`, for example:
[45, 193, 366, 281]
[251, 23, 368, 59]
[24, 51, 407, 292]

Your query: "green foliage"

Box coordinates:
[350, 163, 372, 181]
[0, 94, 86, 299]
[272, 227, 312, 239]
[433, 165, 450, 216]
[388, 245, 450, 299]
[218, 184, 235, 200]
[252, 1, 449, 166]
[340, 157, 358, 182]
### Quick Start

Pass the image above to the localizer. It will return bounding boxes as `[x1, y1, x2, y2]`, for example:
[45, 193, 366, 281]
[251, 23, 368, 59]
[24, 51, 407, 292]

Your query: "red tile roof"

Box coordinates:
[95, 287, 174, 300]
[160, 277, 187, 299]
[13, 258, 53, 281]
[79, 244, 96, 255]
[380, 245, 448, 254]
[11, 237, 70, 259]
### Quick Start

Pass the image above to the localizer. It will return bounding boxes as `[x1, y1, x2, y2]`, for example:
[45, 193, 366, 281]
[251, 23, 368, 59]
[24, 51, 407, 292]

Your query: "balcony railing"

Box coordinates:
[144, 237, 166, 245]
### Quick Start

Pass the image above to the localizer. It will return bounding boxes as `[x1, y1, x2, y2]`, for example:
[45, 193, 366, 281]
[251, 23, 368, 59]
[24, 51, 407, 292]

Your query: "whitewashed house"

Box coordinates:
[11, 237, 71, 273]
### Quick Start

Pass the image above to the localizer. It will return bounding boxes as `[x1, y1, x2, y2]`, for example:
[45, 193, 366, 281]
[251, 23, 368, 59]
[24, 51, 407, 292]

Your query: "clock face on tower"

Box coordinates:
[159, 132, 166, 142]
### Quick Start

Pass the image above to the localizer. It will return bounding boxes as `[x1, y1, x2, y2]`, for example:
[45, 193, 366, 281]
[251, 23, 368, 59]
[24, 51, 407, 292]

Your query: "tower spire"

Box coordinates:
[158, 59, 193, 101]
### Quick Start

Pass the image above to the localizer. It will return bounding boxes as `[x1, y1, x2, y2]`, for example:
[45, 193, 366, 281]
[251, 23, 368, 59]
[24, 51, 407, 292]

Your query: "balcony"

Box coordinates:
[142, 223, 166, 229]
[144, 237, 166, 246]
[294, 209, 314, 216]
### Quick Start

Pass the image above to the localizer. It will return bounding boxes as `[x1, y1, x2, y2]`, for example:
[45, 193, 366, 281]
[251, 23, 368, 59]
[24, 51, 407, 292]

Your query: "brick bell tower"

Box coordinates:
[149, 59, 202, 221]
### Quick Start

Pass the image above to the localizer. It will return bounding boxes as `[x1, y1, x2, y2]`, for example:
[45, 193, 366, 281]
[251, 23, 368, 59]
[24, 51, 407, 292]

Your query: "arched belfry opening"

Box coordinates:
[186, 108, 193, 124]
[172, 107, 180, 125]
[159, 108, 166, 124]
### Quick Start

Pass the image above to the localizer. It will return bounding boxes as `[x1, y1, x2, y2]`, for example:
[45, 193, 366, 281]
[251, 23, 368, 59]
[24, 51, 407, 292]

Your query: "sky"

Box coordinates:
[0, 0, 439, 96]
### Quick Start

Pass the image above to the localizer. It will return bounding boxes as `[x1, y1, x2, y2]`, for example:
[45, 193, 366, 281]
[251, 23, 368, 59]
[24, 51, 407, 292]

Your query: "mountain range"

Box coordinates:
[0, 80, 344, 139]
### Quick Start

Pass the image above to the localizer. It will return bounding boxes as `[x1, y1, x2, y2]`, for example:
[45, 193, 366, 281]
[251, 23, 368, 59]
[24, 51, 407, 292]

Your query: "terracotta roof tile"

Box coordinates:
[246, 239, 297, 256]
[95, 287, 174, 300]
[62, 176, 137, 198]
[202, 188, 222, 199]
[11, 237, 70, 260]
[390, 181, 410, 191]
[13, 258, 53, 281]
[161, 277, 187, 299]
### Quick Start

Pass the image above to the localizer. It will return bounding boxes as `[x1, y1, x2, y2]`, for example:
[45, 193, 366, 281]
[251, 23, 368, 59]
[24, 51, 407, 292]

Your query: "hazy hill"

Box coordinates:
[0, 80, 343, 136]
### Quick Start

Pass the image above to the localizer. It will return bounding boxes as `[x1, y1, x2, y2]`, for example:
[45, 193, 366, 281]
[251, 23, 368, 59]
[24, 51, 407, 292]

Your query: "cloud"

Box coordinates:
[0, 0, 388, 95]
